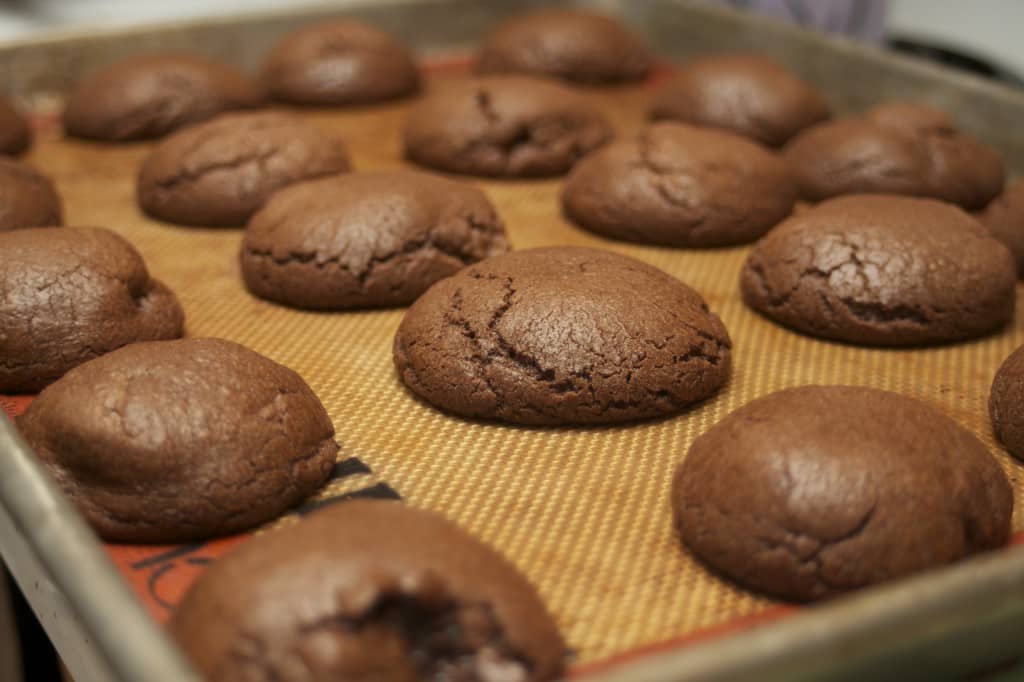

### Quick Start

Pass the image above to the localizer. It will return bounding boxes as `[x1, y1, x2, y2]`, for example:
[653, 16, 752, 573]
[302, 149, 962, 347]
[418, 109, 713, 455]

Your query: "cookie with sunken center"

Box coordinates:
[261, 20, 419, 105]
[673, 385, 1013, 602]
[977, 179, 1024, 277]
[649, 54, 831, 148]
[0, 96, 30, 155]
[783, 102, 1004, 209]
[0, 227, 184, 393]
[476, 8, 651, 84]
[17, 337, 338, 543]
[0, 157, 63, 231]
[394, 246, 731, 425]
[62, 54, 264, 142]
[137, 111, 351, 227]
[241, 170, 508, 310]
[170, 500, 566, 681]
[403, 75, 613, 178]
[740, 194, 1015, 346]
[561, 122, 797, 247]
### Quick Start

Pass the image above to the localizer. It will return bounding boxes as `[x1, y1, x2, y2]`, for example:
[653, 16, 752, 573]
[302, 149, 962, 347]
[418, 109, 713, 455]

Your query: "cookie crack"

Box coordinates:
[155, 146, 282, 191]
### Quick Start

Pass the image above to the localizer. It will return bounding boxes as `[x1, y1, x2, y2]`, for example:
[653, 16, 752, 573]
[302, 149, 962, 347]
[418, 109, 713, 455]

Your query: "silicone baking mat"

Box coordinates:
[4, 59, 1023, 674]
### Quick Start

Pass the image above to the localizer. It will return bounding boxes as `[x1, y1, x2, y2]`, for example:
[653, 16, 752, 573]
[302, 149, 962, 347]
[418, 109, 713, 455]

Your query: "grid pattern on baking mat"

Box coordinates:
[5, 60, 1024, 668]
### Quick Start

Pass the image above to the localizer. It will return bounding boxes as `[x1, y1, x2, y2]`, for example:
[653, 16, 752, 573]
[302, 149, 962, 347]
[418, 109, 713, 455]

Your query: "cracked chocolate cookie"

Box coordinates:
[740, 195, 1015, 346]
[241, 170, 508, 309]
[137, 111, 351, 227]
[990, 345, 1024, 461]
[17, 338, 338, 542]
[403, 76, 613, 178]
[977, 179, 1024, 277]
[0, 227, 184, 393]
[476, 8, 651, 84]
[171, 499, 566, 681]
[649, 54, 830, 148]
[0, 96, 30, 156]
[63, 54, 264, 142]
[783, 102, 1004, 209]
[561, 122, 797, 247]
[673, 385, 1013, 602]
[0, 158, 62, 231]
[262, 20, 419, 105]
[394, 246, 731, 425]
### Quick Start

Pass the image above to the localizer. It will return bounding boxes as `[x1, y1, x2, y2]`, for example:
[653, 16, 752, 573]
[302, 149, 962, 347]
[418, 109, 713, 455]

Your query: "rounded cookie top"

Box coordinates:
[0, 157, 63, 231]
[562, 122, 797, 247]
[137, 111, 351, 227]
[476, 8, 651, 84]
[17, 337, 338, 543]
[740, 194, 1016, 346]
[394, 246, 731, 425]
[673, 385, 1013, 602]
[990, 344, 1024, 461]
[0, 96, 30, 155]
[63, 54, 264, 142]
[783, 102, 1004, 209]
[170, 500, 566, 682]
[403, 75, 613, 178]
[977, 179, 1024, 277]
[649, 54, 831, 148]
[0, 227, 183, 393]
[261, 20, 419, 105]
[241, 170, 508, 310]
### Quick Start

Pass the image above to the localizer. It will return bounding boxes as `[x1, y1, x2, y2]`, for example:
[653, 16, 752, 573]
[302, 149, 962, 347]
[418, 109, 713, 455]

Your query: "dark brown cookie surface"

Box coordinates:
[783, 102, 1004, 209]
[394, 246, 731, 425]
[562, 122, 797, 247]
[262, 20, 419, 105]
[0, 96, 30, 155]
[740, 195, 1015, 346]
[0, 227, 184, 393]
[137, 111, 351, 227]
[977, 179, 1024, 277]
[673, 385, 1013, 602]
[649, 54, 830, 148]
[63, 54, 264, 142]
[0, 158, 62, 231]
[990, 345, 1024, 461]
[403, 76, 613, 178]
[171, 500, 566, 682]
[476, 8, 651, 84]
[241, 170, 508, 310]
[17, 338, 337, 543]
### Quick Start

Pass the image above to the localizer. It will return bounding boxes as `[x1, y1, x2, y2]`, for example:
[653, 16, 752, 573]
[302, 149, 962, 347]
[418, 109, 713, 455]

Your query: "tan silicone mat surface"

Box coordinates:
[15, 61, 1024, 668]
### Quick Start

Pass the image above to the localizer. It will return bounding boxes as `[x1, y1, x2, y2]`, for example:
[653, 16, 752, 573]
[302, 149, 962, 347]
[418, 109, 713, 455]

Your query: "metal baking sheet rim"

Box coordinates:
[0, 1, 1022, 681]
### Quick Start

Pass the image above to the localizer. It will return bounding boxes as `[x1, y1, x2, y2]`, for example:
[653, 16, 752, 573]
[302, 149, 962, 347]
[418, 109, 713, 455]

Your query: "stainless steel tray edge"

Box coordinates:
[0, 415, 199, 682]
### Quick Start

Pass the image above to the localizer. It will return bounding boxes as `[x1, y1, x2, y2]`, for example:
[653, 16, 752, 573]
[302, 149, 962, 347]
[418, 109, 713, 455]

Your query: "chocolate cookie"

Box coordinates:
[262, 20, 419, 105]
[63, 54, 264, 142]
[17, 338, 338, 542]
[476, 8, 651, 84]
[990, 345, 1024, 461]
[403, 76, 613, 178]
[394, 246, 731, 425]
[171, 500, 566, 681]
[673, 385, 1013, 602]
[0, 158, 63, 231]
[241, 170, 509, 309]
[977, 179, 1024, 277]
[0, 227, 183, 393]
[783, 102, 1004, 209]
[0, 96, 30, 155]
[137, 111, 351, 226]
[649, 54, 830, 148]
[561, 122, 797, 247]
[740, 195, 1015, 346]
